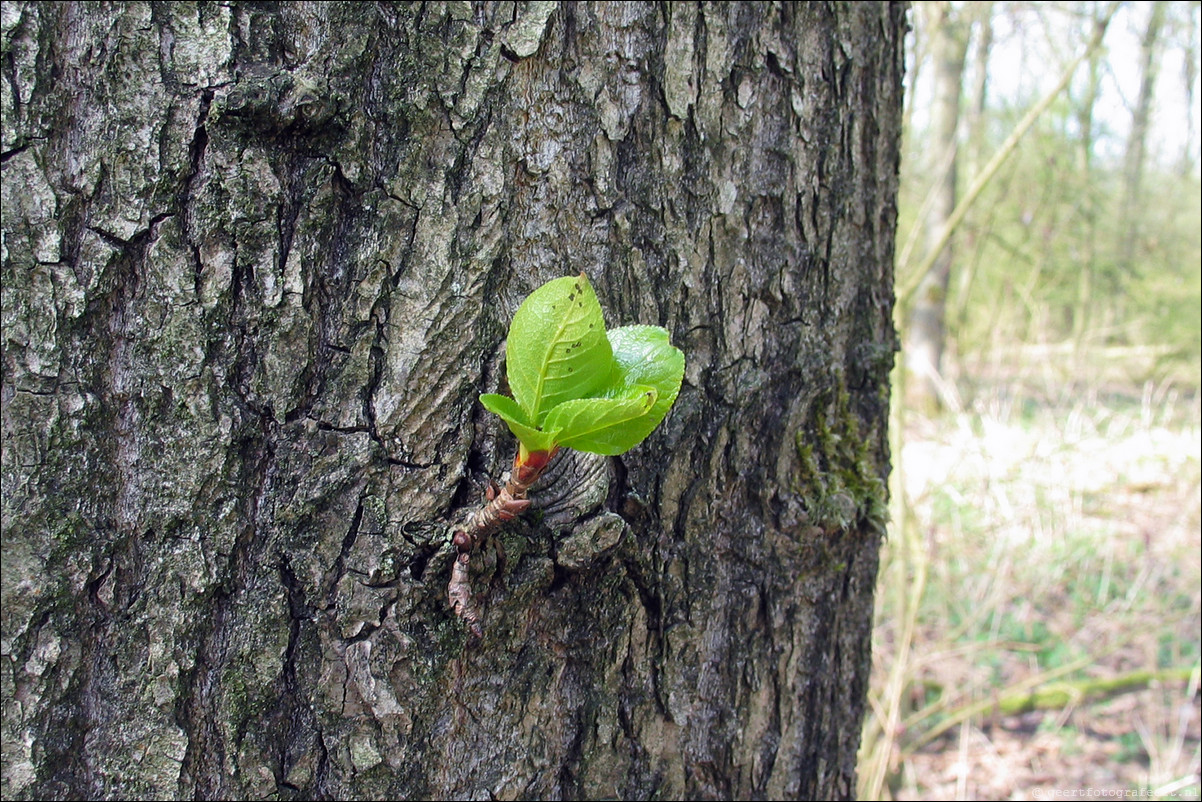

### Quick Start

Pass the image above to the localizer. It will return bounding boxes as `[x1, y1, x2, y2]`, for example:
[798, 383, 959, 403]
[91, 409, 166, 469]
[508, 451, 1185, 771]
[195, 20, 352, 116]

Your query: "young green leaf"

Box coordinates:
[479, 393, 558, 454]
[480, 275, 686, 461]
[542, 385, 658, 456]
[505, 274, 612, 426]
[602, 325, 686, 447]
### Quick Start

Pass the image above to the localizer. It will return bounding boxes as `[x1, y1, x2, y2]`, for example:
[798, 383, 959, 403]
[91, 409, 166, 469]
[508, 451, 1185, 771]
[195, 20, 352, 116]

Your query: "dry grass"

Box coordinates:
[860, 375, 1202, 801]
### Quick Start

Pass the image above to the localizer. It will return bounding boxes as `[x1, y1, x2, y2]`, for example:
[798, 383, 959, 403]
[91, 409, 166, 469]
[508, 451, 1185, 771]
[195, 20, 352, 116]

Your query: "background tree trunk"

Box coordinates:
[1117, 0, 1167, 278]
[1069, 3, 1108, 355]
[963, 0, 992, 181]
[904, 0, 969, 413]
[951, 1, 993, 357]
[1178, 0, 1198, 177]
[1, 2, 904, 799]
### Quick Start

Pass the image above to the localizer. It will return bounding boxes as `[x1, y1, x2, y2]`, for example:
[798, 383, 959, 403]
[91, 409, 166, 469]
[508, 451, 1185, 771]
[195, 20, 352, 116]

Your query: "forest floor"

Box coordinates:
[861, 378, 1202, 801]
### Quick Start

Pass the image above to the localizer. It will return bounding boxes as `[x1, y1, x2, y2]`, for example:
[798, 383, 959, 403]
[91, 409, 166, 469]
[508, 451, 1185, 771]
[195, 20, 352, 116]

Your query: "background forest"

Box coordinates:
[863, 1, 1202, 799]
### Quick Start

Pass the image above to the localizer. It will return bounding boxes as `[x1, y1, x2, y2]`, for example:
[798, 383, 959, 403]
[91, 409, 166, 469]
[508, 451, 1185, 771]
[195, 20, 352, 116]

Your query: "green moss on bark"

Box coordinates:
[795, 373, 890, 538]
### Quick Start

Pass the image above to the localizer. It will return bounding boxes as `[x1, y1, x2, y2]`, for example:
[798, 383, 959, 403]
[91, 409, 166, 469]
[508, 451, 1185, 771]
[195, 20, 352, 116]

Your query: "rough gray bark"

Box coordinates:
[1, 2, 903, 800]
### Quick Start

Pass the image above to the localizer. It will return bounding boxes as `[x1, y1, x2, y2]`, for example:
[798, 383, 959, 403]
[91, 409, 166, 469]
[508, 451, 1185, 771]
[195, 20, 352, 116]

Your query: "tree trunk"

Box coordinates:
[951, 1, 992, 347]
[904, 0, 969, 413]
[1117, 0, 1167, 278]
[1, 3, 904, 800]
[1178, 0, 1198, 177]
[963, 0, 992, 181]
[1069, 3, 1109, 354]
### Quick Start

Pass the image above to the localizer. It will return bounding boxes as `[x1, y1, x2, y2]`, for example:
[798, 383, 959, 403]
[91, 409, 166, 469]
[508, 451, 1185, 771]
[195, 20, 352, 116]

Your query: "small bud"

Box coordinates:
[452, 530, 473, 553]
[496, 497, 532, 521]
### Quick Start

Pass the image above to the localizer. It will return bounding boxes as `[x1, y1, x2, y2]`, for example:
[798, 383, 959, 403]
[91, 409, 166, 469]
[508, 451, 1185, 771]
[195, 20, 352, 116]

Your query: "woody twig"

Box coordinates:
[448, 447, 558, 636]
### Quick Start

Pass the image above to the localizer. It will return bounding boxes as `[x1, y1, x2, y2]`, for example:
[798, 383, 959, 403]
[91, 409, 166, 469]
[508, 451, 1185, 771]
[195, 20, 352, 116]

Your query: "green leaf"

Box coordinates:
[506, 274, 612, 426]
[479, 393, 558, 454]
[603, 325, 686, 446]
[542, 386, 658, 456]
[481, 277, 686, 459]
